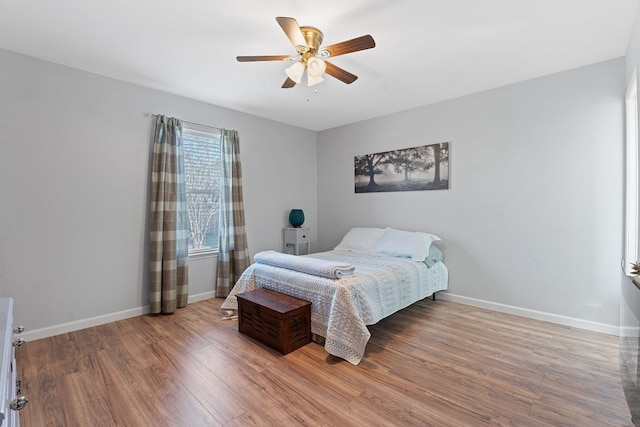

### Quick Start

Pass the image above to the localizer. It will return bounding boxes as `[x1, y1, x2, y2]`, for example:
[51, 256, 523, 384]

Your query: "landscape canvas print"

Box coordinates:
[355, 142, 449, 193]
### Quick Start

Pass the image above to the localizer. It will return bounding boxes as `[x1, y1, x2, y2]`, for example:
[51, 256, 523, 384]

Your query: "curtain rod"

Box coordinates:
[146, 112, 221, 132]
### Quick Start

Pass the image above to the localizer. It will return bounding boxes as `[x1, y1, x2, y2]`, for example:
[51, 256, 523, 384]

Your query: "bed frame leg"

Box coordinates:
[432, 292, 436, 301]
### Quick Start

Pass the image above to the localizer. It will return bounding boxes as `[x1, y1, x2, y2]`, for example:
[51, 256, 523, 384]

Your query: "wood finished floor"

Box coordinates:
[17, 298, 633, 426]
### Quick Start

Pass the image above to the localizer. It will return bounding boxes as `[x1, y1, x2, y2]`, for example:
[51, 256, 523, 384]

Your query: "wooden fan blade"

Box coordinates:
[323, 35, 375, 58]
[282, 77, 297, 88]
[236, 55, 292, 62]
[276, 17, 307, 50]
[325, 61, 358, 84]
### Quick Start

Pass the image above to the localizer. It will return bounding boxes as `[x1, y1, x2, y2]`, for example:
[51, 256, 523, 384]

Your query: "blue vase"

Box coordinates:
[289, 209, 305, 227]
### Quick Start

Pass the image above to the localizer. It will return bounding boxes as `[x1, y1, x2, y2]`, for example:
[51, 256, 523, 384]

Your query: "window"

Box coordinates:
[625, 70, 639, 275]
[182, 124, 222, 254]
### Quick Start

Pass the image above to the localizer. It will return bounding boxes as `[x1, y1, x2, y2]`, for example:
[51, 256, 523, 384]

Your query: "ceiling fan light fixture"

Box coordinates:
[307, 74, 324, 87]
[285, 61, 305, 84]
[307, 57, 326, 78]
[238, 17, 375, 89]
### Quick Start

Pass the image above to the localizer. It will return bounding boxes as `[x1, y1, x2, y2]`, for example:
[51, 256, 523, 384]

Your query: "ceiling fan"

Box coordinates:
[237, 17, 376, 88]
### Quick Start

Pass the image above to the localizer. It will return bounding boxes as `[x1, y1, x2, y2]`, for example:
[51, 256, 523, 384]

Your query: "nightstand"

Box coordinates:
[283, 227, 310, 255]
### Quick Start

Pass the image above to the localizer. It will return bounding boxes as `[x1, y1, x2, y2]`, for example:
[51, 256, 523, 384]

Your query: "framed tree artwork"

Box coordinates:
[355, 142, 449, 193]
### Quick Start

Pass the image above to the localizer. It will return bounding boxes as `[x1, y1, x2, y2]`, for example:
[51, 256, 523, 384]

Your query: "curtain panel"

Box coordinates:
[149, 115, 189, 313]
[216, 129, 250, 297]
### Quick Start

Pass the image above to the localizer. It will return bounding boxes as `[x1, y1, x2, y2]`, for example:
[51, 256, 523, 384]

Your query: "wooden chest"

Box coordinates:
[236, 288, 311, 355]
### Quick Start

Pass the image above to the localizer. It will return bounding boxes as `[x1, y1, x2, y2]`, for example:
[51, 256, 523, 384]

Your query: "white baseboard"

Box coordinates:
[21, 306, 150, 342]
[21, 291, 217, 342]
[188, 291, 216, 303]
[437, 292, 620, 336]
[20, 291, 621, 342]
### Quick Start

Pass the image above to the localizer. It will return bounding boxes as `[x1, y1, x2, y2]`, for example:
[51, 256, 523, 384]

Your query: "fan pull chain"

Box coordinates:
[306, 88, 319, 102]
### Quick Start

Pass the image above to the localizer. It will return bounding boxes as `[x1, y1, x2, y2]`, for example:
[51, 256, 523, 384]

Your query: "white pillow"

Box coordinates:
[334, 227, 385, 253]
[373, 227, 441, 261]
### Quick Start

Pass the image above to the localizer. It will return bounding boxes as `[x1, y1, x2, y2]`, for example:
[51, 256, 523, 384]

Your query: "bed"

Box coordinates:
[221, 227, 448, 365]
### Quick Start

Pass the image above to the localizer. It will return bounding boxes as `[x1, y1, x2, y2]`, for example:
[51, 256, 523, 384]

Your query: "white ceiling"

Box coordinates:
[1, 0, 638, 131]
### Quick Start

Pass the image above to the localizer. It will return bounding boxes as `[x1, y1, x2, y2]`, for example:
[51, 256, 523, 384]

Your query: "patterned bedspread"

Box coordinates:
[221, 250, 448, 364]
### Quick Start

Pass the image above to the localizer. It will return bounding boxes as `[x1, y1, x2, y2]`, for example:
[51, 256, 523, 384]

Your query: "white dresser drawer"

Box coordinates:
[0, 298, 26, 427]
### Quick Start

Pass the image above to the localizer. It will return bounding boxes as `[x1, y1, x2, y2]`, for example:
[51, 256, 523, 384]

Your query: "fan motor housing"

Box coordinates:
[299, 26, 323, 53]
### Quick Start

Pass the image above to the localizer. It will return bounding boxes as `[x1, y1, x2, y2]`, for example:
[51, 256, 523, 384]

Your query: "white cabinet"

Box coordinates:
[0, 298, 26, 427]
[283, 227, 310, 255]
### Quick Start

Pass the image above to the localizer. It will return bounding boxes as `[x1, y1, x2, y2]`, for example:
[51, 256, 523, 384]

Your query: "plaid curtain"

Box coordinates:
[216, 129, 250, 297]
[149, 115, 189, 313]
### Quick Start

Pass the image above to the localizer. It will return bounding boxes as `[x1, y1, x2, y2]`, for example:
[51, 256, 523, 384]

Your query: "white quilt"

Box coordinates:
[221, 250, 448, 365]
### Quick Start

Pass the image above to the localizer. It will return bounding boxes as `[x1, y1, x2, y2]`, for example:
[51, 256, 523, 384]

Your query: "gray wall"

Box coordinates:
[628, 5, 640, 83]
[0, 48, 317, 335]
[0, 47, 627, 337]
[317, 58, 625, 330]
